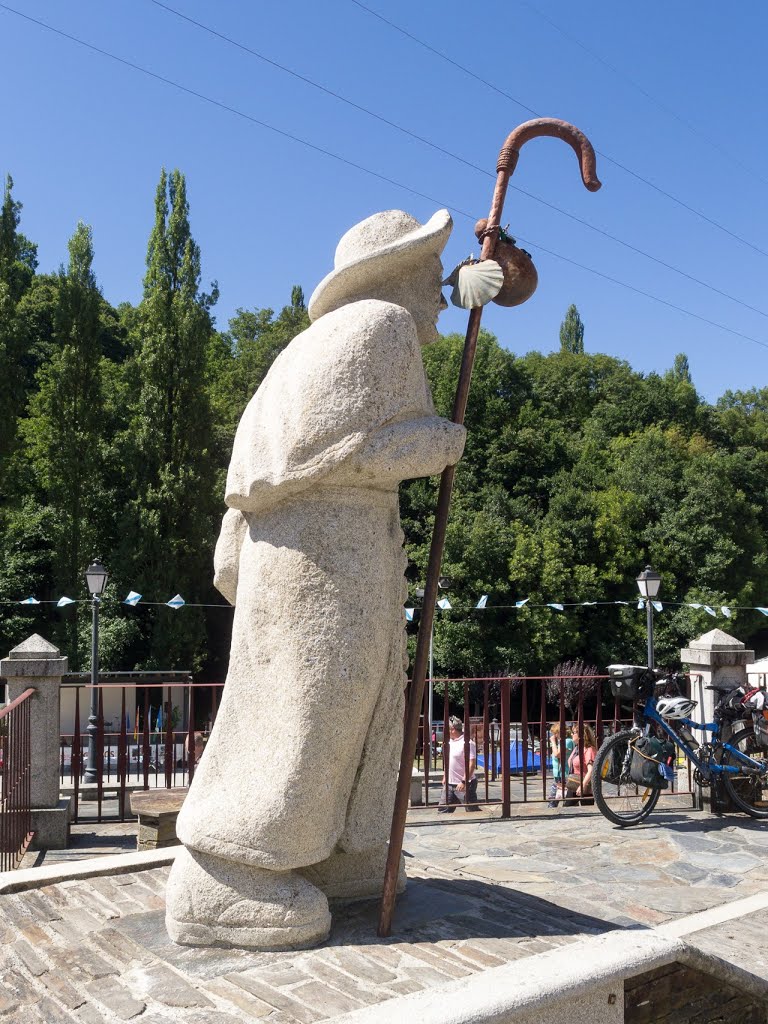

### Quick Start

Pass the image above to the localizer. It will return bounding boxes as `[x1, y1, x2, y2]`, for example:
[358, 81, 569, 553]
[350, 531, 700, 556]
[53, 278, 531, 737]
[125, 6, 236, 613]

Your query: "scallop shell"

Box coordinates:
[443, 259, 504, 309]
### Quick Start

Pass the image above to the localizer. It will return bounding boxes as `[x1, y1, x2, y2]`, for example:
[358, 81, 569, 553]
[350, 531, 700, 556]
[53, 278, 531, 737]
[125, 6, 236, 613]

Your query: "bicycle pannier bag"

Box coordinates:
[604, 743, 625, 783]
[629, 736, 674, 789]
[607, 665, 655, 701]
[752, 712, 768, 749]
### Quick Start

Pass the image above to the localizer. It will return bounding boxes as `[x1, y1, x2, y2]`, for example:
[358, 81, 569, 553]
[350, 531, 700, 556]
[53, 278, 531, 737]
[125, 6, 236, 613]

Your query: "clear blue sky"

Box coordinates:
[2, 1, 767, 402]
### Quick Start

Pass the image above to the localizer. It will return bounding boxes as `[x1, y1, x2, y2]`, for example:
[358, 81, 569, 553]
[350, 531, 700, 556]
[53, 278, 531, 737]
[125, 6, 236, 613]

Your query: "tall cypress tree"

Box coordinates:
[130, 169, 218, 669]
[671, 352, 692, 384]
[0, 175, 38, 466]
[559, 303, 585, 355]
[22, 223, 104, 660]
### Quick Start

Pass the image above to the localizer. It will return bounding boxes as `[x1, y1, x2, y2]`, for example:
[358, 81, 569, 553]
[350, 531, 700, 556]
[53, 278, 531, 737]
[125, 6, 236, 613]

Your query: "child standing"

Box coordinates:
[547, 722, 574, 807]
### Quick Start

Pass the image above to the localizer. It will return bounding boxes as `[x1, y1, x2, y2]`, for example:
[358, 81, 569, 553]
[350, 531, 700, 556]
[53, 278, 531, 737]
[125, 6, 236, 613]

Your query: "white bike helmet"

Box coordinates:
[656, 696, 697, 719]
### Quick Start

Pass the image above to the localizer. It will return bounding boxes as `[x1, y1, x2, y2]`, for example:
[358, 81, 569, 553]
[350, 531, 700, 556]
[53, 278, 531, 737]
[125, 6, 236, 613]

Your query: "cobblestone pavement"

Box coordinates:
[2, 808, 767, 1022]
[402, 807, 768, 927]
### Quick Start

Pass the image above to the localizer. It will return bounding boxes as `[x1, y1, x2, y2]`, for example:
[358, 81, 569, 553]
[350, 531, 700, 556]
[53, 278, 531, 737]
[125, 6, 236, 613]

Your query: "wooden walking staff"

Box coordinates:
[378, 117, 601, 937]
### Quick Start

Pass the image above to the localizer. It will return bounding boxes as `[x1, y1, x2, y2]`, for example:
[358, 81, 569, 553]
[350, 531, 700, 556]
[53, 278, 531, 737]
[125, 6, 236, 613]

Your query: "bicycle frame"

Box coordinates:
[640, 700, 766, 780]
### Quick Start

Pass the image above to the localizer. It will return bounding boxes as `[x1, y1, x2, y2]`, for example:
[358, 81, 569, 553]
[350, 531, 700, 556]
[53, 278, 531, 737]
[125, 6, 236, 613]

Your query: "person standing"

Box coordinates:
[566, 723, 597, 804]
[438, 716, 480, 812]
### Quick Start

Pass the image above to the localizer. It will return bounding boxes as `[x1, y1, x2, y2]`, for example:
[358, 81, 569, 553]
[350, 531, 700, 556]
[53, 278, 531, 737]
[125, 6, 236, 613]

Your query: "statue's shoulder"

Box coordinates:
[302, 300, 417, 352]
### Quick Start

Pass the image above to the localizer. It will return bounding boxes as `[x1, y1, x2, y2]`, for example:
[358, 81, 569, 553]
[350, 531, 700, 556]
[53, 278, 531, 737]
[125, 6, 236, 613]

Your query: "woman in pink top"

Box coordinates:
[567, 723, 597, 800]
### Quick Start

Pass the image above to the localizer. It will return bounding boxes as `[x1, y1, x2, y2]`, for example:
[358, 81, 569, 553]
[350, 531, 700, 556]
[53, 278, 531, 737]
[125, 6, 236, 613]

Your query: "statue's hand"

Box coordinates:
[345, 416, 466, 486]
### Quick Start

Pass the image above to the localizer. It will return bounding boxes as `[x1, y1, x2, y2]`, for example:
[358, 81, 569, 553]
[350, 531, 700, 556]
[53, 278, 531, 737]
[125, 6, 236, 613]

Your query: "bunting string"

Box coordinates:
[3, 592, 767, 619]
[402, 597, 752, 619]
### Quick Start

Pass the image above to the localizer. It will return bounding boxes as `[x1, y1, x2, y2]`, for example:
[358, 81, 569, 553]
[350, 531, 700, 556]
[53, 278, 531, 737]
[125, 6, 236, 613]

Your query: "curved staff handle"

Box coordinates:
[378, 118, 600, 938]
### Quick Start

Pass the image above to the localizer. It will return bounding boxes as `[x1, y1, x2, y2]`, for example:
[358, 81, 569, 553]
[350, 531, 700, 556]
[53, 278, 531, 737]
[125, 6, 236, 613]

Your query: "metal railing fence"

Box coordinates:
[0, 687, 35, 870]
[413, 675, 696, 814]
[61, 682, 224, 823]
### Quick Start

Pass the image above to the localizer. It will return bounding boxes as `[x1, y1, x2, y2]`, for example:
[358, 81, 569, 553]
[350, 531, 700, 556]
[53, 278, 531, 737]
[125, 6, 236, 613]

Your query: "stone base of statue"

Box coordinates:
[165, 844, 407, 950]
[165, 847, 332, 951]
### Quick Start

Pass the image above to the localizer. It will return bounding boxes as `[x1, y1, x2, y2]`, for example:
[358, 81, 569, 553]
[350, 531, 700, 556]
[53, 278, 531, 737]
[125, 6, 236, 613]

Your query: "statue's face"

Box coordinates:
[410, 253, 448, 347]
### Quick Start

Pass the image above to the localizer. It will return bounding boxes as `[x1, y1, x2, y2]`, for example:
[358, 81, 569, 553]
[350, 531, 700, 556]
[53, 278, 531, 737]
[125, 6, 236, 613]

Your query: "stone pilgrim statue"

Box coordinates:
[165, 208, 466, 950]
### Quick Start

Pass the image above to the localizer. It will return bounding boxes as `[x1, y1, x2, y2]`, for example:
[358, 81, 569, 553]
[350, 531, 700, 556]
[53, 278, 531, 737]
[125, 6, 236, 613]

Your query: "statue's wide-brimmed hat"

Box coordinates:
[308, 209, 453, 322]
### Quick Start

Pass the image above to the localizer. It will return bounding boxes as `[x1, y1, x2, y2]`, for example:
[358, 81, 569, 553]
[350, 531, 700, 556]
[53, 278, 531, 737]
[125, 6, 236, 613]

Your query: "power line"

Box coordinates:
[517, 235, 768, 352]
[145, 0, 768, 322]
[521, 0, 768, 191]
[348, 0, 768, 261]
[0, 4, 474, 220]
[3, 3, 768, 354]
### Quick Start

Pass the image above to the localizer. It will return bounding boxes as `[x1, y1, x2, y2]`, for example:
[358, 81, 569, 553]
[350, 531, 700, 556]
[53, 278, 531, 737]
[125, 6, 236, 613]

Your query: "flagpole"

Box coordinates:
[378, 118, 600, 938]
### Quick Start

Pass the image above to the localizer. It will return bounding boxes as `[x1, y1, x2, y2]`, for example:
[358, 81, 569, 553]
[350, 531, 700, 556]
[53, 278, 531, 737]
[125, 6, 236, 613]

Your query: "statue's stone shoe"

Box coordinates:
[299, 845, 406, 901]
[166, 847, 331, 951]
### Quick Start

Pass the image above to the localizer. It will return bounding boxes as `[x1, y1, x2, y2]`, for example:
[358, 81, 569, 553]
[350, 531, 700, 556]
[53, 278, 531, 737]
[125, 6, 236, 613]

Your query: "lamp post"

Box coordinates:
[415, 576, 452, 735]
[636, 565, 661, 669]
[84, 559, 108, 785]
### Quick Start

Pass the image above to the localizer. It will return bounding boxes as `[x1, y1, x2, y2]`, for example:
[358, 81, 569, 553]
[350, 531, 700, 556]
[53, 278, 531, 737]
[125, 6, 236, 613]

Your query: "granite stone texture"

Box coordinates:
[170, 209, 465, 950]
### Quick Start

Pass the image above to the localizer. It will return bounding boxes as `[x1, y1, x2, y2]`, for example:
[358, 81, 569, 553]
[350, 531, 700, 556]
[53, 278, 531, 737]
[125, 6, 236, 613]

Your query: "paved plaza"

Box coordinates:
[1, 805, 768, 1021]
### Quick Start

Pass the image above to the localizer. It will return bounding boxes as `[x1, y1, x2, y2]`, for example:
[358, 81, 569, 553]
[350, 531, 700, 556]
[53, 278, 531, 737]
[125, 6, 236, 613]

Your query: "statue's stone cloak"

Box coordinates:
[175, 300, 465, 870]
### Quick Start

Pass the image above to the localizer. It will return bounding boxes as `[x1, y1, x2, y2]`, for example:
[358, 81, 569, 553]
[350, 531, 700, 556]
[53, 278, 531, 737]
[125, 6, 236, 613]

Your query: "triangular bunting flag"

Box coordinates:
[476, 595, 488, 609]
[637, 600, 645, 610]
[515, 598, 530, 608]
[166, 594, 185, 609]
[437, 597, 452, 610]
[688, 603, 702, 609]
[124, 591, 142, 606]
[20, 597, 40, 605]
[57, 596, 75, 607]
[548, 603, 564, 612]
[652, 601, 663, 612]
[757, 608, 768, 616]
[405, 608, 415, 622]
[721, 606, 732, 618]
[703, 605, 716, 617]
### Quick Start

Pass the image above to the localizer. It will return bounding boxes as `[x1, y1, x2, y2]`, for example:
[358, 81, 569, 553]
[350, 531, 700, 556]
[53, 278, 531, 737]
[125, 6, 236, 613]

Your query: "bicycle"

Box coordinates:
[592, 665, 768, 827]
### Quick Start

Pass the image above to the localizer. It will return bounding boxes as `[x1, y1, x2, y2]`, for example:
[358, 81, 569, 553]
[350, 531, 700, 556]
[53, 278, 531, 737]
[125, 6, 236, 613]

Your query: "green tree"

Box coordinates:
[21, 223, 106, 660]
[559, 303, 585, 354]
[0, 175, 38, 467]
[671, 352, 691, 384]
[127, 169, 219, 670]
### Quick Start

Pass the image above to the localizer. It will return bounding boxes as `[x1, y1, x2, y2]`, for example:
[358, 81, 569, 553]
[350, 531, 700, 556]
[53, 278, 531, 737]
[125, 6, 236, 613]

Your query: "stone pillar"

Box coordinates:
[680, 628, 754, 812]
[0, 634, 72, 850]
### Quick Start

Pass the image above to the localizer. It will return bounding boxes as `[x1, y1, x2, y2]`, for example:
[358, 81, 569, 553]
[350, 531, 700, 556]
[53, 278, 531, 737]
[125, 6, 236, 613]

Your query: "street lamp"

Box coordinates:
[84, 559, 108, 784]
[636, 565, 661, 669]
[415, 576, 453, 734]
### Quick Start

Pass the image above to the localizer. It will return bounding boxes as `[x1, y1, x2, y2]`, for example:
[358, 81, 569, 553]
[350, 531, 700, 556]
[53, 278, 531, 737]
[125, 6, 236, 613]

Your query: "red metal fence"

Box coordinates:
[60, 674, 696, 825]
[413, 675, 695, 814]
[61, 682, 224, 824]
[0, 687, 35, 870]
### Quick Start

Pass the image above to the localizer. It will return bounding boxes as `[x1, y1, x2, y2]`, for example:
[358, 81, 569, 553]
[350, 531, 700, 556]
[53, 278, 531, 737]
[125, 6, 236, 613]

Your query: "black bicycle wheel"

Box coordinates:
[720, 725, 768, 818]
[592, 730, 661, 827]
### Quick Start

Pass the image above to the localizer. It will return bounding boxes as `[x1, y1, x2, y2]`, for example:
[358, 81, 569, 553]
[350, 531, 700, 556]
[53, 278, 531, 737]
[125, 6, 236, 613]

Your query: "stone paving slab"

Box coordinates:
[0, 861, 611, 1023]
[2, 808, 768, 1022]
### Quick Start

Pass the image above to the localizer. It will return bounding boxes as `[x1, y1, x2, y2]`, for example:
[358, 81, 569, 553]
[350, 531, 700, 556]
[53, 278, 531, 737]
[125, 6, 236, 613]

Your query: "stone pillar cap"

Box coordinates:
[685, 628, 745, 652]
[6, 634, 63, 659]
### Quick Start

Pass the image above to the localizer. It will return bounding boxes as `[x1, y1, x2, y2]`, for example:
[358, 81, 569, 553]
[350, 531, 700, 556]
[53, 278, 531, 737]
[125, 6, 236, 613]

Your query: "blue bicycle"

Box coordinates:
[592, 665, 768, 826]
